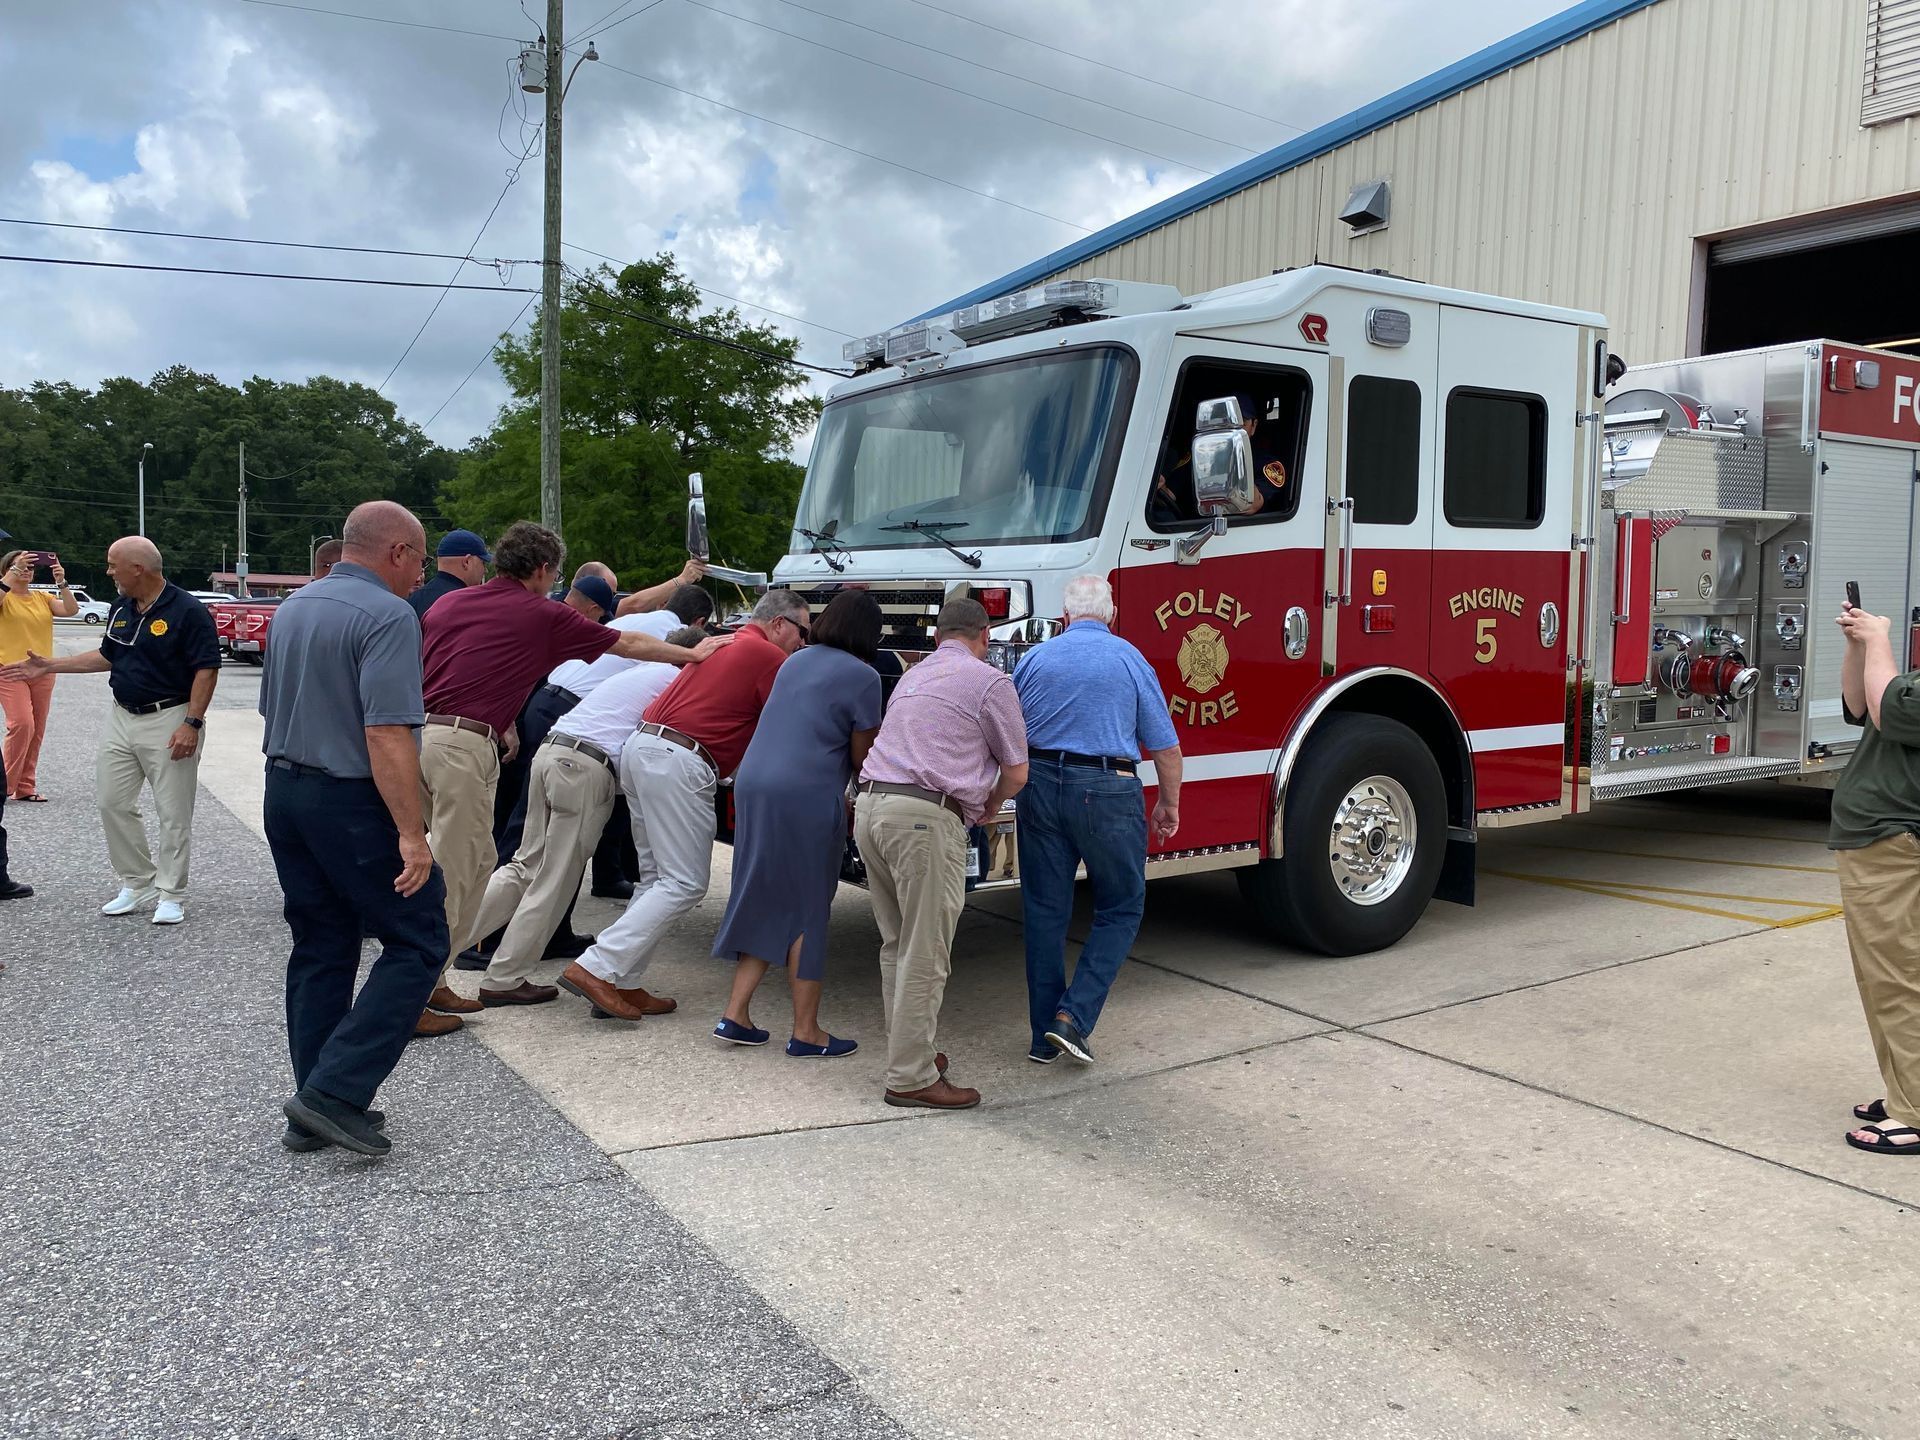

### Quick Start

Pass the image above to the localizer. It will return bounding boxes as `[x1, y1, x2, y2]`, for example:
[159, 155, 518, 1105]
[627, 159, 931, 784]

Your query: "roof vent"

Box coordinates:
[1339, 179, 1391, 236]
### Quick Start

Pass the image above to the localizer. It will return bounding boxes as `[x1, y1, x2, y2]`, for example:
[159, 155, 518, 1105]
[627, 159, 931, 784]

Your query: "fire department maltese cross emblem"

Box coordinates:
[1177, 622, 1229, 695]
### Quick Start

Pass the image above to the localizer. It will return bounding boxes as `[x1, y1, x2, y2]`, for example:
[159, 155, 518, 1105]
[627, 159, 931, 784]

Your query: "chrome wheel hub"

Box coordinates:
[1328, 775, 1416, 907]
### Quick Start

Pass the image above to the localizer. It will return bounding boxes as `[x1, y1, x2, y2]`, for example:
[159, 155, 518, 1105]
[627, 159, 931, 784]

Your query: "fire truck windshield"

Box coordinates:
[793, 345, 1137, 554]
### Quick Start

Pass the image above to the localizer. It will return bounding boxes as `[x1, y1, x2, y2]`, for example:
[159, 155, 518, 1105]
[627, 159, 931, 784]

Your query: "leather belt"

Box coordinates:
[1030, 747, 1137, 776]
[637, 722, 715, 772]
[268, 758, 333, 779]
[539, 684, 582, 707]
[544, 731, 615, 773]
[118, 697, 188, 716]
[858, 779, 968, 824]
[424, 713, 498, 744]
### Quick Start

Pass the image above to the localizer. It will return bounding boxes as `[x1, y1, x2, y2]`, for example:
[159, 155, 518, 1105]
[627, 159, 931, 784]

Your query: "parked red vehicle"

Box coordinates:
[209, 596, 285, 664]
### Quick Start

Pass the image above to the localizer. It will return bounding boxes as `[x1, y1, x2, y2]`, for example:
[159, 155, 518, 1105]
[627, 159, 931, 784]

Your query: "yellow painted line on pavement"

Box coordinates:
[1486, 868, 1845, 929]
[1523, 841, 1837, 875]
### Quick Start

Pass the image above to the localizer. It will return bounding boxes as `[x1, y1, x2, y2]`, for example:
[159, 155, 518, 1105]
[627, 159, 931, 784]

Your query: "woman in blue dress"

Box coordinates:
[711, 590, 884, 1055]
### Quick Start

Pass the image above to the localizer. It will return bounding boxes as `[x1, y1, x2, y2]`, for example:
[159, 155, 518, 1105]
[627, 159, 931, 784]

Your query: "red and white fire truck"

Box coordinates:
[745, 266, 1920, 956]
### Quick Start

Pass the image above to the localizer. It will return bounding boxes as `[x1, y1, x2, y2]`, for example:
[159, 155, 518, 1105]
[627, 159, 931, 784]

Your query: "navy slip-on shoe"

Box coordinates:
[1044, 1017, 1094, 1064]
[283, 1092, 390, 1158]
[1026, 1044, 1057, 1065]
[713, 1017, 771, 1046]
[282, 1109, 386, 1152]
[786, 1034, 858, 1058]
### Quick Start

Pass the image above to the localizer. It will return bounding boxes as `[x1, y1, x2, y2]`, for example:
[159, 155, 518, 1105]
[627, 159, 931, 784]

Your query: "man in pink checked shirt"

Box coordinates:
[853, 596, 1028, 1111]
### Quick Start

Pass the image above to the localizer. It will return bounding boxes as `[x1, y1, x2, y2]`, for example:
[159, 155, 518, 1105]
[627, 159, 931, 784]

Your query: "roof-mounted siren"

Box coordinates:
[1339, 179, 1390, 237]
[843, 279, 1183, 371]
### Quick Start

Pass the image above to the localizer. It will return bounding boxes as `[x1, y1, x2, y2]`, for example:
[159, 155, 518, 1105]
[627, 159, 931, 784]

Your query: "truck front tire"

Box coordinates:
[1237, 713, 1448, 956]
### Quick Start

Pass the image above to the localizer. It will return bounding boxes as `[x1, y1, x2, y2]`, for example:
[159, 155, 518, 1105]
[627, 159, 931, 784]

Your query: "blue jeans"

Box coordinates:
[1017, 758, 1147, 1048]
[265, 767, 448, 1110]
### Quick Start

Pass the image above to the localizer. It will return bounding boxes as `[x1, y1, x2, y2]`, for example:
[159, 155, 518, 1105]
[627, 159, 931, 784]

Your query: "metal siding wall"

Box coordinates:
[1049, 0, 1920, 361]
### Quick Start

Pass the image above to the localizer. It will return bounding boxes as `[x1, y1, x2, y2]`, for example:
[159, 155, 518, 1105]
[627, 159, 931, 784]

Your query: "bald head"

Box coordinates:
[105, 536, 164, 601]
[342, 501, 425, 556]
[574, 560, 616, 589]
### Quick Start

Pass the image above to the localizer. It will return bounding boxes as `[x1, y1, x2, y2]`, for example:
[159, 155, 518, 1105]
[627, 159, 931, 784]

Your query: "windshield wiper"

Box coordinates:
[880, 519, 982, 569]
[796, 526, 847, 573]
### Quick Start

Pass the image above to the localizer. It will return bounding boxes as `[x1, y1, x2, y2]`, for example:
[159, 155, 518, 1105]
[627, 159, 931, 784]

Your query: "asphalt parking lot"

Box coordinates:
[14, 632, 1915, 1438]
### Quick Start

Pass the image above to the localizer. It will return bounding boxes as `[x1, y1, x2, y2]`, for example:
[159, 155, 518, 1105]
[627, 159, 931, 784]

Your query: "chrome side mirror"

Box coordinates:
[686, 471, 711, 561]
[1191, 396, 1258, 517]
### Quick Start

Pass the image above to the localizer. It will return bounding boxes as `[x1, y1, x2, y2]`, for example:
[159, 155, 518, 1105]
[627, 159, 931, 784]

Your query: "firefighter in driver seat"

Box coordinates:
[1150, 393, 1291, 526]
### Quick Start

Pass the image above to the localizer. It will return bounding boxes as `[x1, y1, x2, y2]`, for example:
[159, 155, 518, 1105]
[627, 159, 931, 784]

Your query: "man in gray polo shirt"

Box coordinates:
[259, 500, 448, 1159]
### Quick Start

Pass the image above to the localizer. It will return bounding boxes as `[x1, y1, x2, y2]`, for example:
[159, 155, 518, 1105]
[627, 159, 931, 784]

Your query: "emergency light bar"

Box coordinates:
[844, 278, 1183, 368]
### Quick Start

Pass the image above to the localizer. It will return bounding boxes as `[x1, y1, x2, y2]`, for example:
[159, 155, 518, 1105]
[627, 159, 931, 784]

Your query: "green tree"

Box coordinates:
[443, 255, 818, 592]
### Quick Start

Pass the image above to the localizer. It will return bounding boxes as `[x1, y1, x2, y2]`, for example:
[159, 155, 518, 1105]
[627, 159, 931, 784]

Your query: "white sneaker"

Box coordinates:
[101, 886, 160, 916]
[151, 900, 186, 926]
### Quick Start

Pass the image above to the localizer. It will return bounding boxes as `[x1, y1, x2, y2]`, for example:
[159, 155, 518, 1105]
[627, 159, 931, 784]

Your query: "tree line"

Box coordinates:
[0, 255, 817, 597]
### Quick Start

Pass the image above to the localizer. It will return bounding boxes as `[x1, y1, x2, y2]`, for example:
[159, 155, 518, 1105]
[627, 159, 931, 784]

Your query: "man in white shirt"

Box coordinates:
[468, 624, 710, 1004]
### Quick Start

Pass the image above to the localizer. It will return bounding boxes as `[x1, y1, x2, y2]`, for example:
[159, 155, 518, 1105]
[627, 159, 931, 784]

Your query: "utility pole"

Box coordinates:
[237, 440, 250, 599]
[137, 442, 153, 536]
[540, 0, 564, 539]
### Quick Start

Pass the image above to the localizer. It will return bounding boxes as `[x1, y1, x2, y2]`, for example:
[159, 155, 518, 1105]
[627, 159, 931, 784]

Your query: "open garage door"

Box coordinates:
[1704, 198, 1920, 358]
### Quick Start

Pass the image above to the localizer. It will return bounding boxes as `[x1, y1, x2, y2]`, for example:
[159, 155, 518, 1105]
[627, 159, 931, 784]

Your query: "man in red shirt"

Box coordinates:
[415, 521, 724, 1036]
[560, 588, 809, 1021]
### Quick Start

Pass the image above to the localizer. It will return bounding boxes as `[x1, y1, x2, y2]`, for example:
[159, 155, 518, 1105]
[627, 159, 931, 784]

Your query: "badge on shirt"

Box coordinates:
[149, 619, 169, 637]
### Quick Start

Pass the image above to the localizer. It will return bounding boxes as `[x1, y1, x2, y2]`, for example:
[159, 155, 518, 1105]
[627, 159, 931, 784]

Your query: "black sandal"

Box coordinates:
[1854, 1098, 1889, 1123]
[1845, 1123, 1920, 1154]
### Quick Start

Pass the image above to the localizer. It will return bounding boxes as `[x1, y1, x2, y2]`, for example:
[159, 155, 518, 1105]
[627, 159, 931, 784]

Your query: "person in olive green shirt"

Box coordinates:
[1832, 600, 1920, 1155]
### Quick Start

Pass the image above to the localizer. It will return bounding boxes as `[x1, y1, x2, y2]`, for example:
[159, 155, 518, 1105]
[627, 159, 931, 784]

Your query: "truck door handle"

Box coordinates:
[1325, 496, 1355, 606]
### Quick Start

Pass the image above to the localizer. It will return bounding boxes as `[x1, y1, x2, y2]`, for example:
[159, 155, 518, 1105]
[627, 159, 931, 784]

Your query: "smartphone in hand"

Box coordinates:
[1846, 580, 1863, 610]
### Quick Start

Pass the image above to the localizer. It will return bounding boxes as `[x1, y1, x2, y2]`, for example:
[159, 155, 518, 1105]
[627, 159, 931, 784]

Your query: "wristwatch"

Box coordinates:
[184, 716, 205, 731]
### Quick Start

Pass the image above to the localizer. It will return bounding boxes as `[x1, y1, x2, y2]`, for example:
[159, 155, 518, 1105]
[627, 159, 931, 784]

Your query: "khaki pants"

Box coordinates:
[472, 742, 615, 989]
[1837, 830, 1920, 1128]
[419, 724, 501, 975]
[855, 791, 968, 1093]
[97, 701, 200, 902]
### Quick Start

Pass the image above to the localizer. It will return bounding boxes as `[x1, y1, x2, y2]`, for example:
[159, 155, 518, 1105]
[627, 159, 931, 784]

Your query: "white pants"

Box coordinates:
[97, 702, 201, 902]
[579, 732, 716, 988]
[473, 742, 616, 989]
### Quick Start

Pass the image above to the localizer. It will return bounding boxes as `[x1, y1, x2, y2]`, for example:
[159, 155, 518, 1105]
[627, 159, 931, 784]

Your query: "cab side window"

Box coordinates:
[1443, 388, 1545, 529]
[1346, 376, 1420, 525]
[1148, 361, 1312, 531]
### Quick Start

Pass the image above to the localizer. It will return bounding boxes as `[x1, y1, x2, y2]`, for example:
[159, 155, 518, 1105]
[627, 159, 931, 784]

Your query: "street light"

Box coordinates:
[137, 442, 153, 536]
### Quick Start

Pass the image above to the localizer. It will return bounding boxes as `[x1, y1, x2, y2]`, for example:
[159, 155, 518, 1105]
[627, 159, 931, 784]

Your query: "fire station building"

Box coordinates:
[925, 0, 1920, 364]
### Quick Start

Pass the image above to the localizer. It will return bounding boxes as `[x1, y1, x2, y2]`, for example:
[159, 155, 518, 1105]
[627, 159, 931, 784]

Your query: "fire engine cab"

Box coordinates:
[743, 266, 1920, 957]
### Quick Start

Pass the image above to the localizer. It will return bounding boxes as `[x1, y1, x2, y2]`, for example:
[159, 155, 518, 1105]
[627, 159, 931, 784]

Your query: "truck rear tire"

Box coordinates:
[1236, 713, 1447, 956]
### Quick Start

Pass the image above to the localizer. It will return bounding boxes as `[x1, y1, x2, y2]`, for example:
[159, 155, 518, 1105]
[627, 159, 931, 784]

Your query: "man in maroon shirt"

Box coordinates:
[560, 588, 809, 1021]
[415, 521, 724, 1036]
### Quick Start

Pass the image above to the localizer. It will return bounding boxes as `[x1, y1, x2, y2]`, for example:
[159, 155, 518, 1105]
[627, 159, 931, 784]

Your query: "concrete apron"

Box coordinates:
[198, 699, 1916, 1437]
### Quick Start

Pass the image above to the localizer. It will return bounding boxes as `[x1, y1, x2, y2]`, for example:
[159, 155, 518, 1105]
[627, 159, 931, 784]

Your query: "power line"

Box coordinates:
[0, 215, 537, 268]
[563, 240, 855, 338]
[379, 129, 543, 393]
[423, 294, 537, 431]
[762, 0, 1257, 157]
[898, 0, 1310, 134]
[594, 58, 1089, 233]
[577, 0, 669, 44]
[681, 0, 1210, 175]
[568, 270, 850, 376]
[235, 0, 523, 43]
[0, 252, 537, 295]
[242, 458, 320, 481]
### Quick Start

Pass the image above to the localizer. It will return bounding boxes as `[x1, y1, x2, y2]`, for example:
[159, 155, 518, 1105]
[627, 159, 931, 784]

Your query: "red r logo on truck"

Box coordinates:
[1299, 313, 1329, 344]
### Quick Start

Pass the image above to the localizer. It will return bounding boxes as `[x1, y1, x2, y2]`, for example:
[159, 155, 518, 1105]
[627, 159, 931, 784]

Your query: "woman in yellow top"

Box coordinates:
[0, 551, 78, 800]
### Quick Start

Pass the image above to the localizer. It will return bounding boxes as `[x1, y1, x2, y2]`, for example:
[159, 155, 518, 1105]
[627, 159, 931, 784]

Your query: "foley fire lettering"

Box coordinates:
[1156, 589, 1253, 727]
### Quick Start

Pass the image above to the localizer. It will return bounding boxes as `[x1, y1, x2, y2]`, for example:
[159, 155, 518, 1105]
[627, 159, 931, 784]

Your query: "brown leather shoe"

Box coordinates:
[427, 985, 483, 1015]
[615, 984, 677, 1016]
[935, 1051, 949, 1076]
[558, 962, 646, 1020]
[884, 1077, 981, 1110]
[414, 1009, 464, 1038]
[478, 981, 558, 1007]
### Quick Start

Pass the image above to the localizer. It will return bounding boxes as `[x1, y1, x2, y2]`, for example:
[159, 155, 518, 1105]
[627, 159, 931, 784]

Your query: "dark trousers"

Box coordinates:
[265, 767, 449, 1110]
[0, 745, 10, 881]
[1016, 758, 1148, 1049]
[593, 794, 639, 889]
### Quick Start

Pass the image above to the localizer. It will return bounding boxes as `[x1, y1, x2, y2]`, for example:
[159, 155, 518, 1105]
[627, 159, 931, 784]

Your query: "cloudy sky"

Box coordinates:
[1, 0, 1569, 450]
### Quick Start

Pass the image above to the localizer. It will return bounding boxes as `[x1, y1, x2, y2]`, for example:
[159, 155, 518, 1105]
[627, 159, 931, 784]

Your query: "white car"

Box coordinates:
[36, 584, 112, 624]
[187, 590, 232, 604]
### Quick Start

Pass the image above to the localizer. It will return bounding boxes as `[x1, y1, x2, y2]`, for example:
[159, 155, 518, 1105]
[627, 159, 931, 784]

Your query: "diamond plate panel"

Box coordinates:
[1592, 754, 1803, 801]
[1610, 430, 1767, 513]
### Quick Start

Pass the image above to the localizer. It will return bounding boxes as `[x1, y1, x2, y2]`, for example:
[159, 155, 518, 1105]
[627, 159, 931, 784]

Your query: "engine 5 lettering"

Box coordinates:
[1447, 587, 1526, 619]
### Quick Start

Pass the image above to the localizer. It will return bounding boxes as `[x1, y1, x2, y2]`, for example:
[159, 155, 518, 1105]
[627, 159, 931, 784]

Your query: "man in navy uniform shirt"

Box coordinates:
[2, 536, 219, 925]
[407, 529, 490, 620]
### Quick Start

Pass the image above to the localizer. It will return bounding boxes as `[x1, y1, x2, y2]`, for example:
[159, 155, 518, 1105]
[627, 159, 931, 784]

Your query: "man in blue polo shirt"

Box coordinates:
[1012, 574, 1182, 1066]
[2, 536, 220, 925]
[408, 529, 490, 619]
